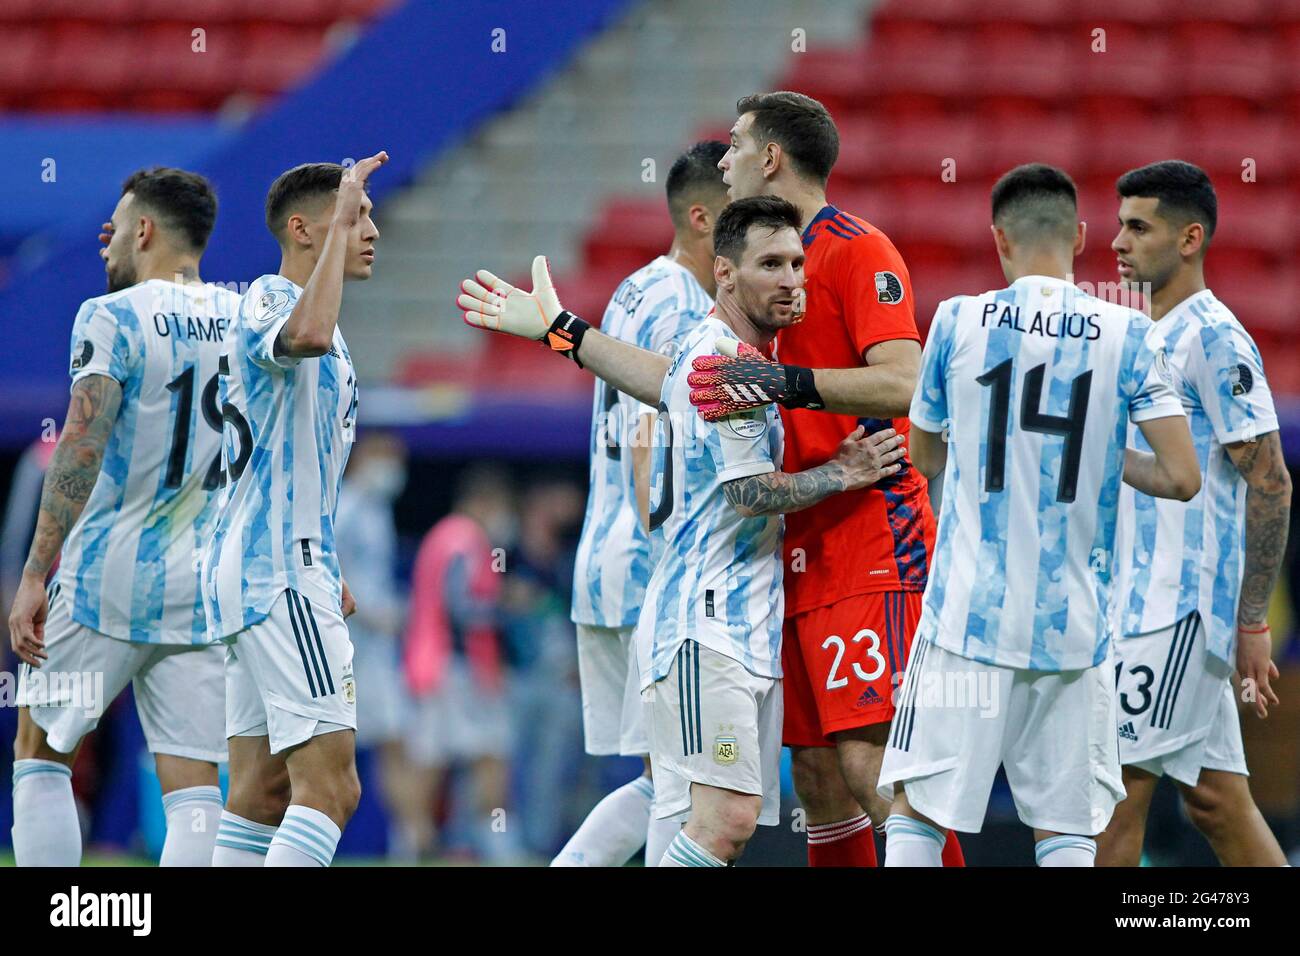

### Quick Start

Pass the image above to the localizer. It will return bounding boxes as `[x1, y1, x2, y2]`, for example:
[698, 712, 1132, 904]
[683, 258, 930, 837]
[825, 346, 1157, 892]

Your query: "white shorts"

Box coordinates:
[405, 659, 511, 767]
[644, 640, 782, 827]
[878, 638, 1124, 836]
[225, 589, 356, 755]
[1114, 613, 1247, 787]
[576, 624, 649, 756]
[350, 630, 405, 747]
[19, 584, 225, 762]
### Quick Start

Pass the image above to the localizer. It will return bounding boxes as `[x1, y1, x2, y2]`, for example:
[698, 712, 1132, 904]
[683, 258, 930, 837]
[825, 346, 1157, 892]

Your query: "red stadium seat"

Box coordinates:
[1075, 28, 1177, 113]
[41, 24, 137, 99]
[137, 22, 246, 103]
[861, 27, 976, 113]
[838, 114, 986, 187]
[1076, 114, 1182, 180]
[780, 44, 870, 120]
[1212, 186, 1294, 258]
[581, 200, 673, 273]
[1169, 0, 1273, 26]
[240, 24, 333, 95]
[1179, 116, 1290, 184]
[982, 112, 1085, 178]
[1175, 24, 1279, 104]
[0, 28, 48, 105]
[966, 26, 1078, 105]
[1058, 0, 1175, 27]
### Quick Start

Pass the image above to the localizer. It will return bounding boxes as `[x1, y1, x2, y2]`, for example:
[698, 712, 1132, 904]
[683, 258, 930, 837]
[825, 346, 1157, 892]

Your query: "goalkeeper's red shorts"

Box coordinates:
[782, 590, 923, 747]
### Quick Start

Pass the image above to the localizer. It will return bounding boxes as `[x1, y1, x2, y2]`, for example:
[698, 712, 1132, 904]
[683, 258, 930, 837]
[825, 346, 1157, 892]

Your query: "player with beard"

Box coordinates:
[457, 197, 907, 865]
[1097, 161, 1290, 866]
[9, 168, 239, 866]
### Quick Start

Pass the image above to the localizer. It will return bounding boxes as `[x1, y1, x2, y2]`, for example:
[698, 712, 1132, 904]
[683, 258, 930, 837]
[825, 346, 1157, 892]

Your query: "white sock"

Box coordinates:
[1035, 835, 1097, 867]
[266, 805, 342, 867]
[550, 774, 653, 866]
[212, 811, 277, 866]
[883, 814, 945, 867]
[11, 759, 80, 866]
[644, 808, 680, 867]
[659, 829, 726, 867]
[159, 785, 223, 866]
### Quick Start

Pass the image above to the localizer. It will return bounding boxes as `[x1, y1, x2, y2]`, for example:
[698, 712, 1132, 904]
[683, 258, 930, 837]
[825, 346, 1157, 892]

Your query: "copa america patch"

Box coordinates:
[726, 416, 767, 439]
[70, 339, 94, 371]
[1229, 363, 1254, 396]
[874, 271, 904, 304]
[253, 288, 293, 324]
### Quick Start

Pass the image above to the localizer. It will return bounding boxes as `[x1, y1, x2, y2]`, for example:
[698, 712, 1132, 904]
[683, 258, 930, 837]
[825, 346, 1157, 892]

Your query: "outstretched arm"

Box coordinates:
[8, 374, 122, 666]
[1127, 415, 1201, 501]
[458, 255, 668, 406]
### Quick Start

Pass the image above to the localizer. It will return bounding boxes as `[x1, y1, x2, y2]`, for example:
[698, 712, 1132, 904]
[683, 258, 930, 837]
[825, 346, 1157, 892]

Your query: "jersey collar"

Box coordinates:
[801, 204, 841, 246]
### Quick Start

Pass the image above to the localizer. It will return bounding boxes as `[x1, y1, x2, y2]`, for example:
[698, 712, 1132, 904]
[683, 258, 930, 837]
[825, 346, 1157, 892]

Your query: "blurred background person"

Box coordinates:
[400, 465, 519, 863]
[334, 430, 413, 861]
[501, 479, 587, 859]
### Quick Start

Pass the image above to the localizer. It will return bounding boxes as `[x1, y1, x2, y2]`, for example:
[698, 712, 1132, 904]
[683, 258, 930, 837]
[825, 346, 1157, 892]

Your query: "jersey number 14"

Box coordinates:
[976, 359, 1093, 503]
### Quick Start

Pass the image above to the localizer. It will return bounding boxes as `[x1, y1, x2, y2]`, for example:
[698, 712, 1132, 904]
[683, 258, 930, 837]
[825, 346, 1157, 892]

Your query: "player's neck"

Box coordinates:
[1148, 267, 1207, 322]
[714, 296, 775, 351]
[138, 258, 202, 286]
[1006, 255, 1074, 284]
[278, 251, 317, 289]
[667, 239, 717, 297]
[774, 179, 827, 232]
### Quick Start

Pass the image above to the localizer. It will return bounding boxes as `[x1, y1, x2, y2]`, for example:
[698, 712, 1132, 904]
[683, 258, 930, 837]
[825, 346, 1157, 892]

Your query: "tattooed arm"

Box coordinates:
[7, 374, 122, 666]
[724, 426, 906, 518]
[1225, 430, 1291, 718]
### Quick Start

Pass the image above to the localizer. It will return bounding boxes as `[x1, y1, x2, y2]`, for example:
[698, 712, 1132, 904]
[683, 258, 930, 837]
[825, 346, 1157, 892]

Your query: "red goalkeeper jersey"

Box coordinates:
[776, 205, 935, 615]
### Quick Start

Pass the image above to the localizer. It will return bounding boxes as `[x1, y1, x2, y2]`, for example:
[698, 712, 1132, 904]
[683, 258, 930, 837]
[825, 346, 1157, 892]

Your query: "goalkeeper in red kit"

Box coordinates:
[672, 92, 959, 866]
[456, 93, 962, 868]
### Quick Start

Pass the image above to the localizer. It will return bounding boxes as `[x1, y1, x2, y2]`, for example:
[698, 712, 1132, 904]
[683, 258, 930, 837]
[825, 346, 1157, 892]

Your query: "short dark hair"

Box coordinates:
[990, 163, 1078, 245]
[665, 141, 728, 229]
[120, 167, 217, 252]
[736, 91, 839, 185]
[265, 162, 346, 239]
[1116, 160, 1217, 239]
[712, 196, 802, 264]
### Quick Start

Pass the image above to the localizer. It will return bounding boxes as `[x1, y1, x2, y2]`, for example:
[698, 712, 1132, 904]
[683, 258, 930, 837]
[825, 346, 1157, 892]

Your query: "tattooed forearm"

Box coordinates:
[23, 374, 122, 578]
[1231, 431, 1292, 625]
[724, 463, 848, 517]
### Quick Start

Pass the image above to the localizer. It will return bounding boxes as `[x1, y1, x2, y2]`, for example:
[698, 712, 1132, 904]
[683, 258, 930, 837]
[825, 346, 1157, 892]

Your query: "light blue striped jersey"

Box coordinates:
[58, 279, 241, 644]
[912, 275, 1184, 671]
[571, 255, 712, 628]
[201, 274, 358, 638]
[1114, 290, 1278, 662]
[635, 317, 785, 689]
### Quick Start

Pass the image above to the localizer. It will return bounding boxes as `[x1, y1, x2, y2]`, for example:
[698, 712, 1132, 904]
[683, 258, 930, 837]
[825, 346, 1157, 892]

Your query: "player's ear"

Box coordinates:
[991, 223, 1011, 261]
[136, 215, 153, 250]
[1181, 221, 1206, 260]
[762, 141, 781, 180]
[713, 254, 733, 291]
[1074, 220, 1087, 258]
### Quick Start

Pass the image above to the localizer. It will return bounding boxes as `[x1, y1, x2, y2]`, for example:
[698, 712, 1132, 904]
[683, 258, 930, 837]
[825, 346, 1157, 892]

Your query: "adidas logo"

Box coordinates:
[1118, 721, 1139, 742]
[856, 687, 884, 708]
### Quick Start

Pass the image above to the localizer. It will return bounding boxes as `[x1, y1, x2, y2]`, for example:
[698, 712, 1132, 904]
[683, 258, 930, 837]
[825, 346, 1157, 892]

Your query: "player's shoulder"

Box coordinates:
[75, 281, 153, 324]
[240, 273, 300, 323]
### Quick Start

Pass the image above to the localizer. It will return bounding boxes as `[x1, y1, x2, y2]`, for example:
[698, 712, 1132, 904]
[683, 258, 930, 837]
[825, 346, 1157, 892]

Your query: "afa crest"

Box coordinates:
[713, 735, 738, 765]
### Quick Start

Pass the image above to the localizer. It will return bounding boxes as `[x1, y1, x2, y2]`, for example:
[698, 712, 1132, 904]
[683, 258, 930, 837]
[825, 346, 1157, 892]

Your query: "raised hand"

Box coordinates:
[334, 151, 388, 228]
[458, 255, 564, 341]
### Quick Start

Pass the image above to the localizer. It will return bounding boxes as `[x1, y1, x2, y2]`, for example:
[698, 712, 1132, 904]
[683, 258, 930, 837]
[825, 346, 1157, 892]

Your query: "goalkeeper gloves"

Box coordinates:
[687, 339, 824, 421]
[458, 254, 592, 366]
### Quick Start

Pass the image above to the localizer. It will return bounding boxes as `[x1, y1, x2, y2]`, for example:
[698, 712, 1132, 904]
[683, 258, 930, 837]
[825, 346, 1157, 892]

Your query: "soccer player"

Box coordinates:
[686, 92, 951, 865]
[459, 196, 908, 866]
[202, 153, 386, 867]
[875, 164, 1202, 867]
[554, 141, 728, 867]
[1096, 161, 1290, 867]
[8, 168, 239, 866]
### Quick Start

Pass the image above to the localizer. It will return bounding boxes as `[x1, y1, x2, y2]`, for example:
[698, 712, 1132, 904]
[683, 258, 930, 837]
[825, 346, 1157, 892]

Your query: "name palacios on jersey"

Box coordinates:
[981, 301, 1102, 341]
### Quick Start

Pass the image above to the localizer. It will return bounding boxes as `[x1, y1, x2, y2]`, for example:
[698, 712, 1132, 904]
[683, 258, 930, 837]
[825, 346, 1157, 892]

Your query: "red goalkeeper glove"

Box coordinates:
[687, 339, 825, 422]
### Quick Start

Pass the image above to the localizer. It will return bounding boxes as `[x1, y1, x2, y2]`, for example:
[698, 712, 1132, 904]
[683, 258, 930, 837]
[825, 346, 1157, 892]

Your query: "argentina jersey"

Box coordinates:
[571, 256, 712, 629]
[1114, 290, 1278, 663]
[635, 317, 784, 689]
[201, 274, 358, 639]
[912, 275, 1183, 671]
[58, 279, 242, 644]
